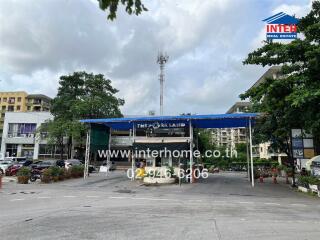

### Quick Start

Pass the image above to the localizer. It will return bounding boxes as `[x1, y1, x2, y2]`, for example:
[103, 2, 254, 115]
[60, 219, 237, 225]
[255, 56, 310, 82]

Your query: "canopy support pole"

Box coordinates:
[189, 120, 193, 184]
[246, 129, 250, 180]
[131, 123, 135, 181]
[249, 118, 254, 187]
[84, 128, 91, 179]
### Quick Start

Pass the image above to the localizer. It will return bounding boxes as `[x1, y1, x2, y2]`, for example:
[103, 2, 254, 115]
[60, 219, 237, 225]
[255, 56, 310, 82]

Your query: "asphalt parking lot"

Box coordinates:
[0, 171, 320, 240]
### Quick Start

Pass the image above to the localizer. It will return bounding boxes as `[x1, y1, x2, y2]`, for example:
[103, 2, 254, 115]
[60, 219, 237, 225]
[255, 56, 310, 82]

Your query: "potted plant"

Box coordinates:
[58, 168, 65, 181]
[63, 168, 71, 179]
[49, 166, 61, 182]
[277, 165, 290, 184]
[17, 167, 31, 184]
[271, 167, 278, 184]
[70, 165, 84, 178]
[297, 175, 310, 192]
[41, 168, 52, 183]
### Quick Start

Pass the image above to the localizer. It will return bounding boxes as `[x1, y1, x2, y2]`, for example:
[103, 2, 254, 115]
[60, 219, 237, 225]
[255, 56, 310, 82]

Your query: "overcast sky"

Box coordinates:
[0, 0, 312, 115]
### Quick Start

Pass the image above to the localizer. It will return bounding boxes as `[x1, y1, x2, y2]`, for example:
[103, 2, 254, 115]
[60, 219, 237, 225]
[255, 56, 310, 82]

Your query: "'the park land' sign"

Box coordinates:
[263, 12, 299, 40]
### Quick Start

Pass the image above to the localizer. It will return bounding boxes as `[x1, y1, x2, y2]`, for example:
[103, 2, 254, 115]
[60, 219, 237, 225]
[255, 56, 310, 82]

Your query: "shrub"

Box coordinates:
[58, 168, 65, 180]
[70, 165, 84, 178]
[49, 166, 61, 182]
[17, 167, 31, 184]
[49, 166, 61, 177]
[63, 168, 71, 179]
[41, 168, 52, 183]
[17, 167, 31, 177]
[298, 176, 320, 187]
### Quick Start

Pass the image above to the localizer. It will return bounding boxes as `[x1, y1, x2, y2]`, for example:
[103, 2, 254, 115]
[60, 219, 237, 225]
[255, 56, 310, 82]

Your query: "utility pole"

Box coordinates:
[157, 52, 169, 116]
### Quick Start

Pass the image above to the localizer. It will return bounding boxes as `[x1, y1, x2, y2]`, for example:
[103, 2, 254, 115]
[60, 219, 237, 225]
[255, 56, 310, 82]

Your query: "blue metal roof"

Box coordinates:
[262, 12, 299, 24]
[80, 113, 258, 130]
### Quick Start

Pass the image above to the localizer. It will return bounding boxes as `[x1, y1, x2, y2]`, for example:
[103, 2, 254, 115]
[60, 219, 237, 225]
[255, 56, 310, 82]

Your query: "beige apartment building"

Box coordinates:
[0, 91, 51, 149]
[211, 102, 250, 148]
[211, 67, 287, 163]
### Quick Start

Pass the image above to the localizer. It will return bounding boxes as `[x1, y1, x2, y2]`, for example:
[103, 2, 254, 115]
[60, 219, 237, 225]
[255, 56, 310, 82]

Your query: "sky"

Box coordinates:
[0, 0, 313, 115]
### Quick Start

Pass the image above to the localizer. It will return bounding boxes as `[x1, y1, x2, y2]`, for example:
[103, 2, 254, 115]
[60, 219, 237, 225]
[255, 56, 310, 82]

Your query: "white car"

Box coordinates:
[64, 159, 82, 170]
[0, 160, 13, 175]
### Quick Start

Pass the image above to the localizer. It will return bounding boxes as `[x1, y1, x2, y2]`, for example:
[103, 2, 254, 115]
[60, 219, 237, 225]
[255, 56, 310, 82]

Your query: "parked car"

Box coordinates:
[5, 160, 36, 176]
[0, 160, 13, 175]
[4, 157, 27, 162]
[65, 159, 82, 170]
[30, 160, 59, 170]
[78, 159, 97, 173]
[101, 161, 116, 171]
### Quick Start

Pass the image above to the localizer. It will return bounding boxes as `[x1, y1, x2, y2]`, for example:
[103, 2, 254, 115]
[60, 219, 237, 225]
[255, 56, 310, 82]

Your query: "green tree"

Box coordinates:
[49, 72, 124, 159]
[98, 0, 148, 20]
[240, 1, 320, 178]
[38, 119, 69, 161]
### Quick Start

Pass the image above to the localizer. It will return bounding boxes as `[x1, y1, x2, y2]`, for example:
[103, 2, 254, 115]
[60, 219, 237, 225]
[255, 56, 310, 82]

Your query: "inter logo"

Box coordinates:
[263, 12, 299, 40]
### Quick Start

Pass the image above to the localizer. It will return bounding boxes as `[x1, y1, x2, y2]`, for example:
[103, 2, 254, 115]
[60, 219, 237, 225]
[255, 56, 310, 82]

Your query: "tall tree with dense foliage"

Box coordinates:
[98, 0, 147, 20]
[47, 72, 124, 158]
[240, 1, 320, 165]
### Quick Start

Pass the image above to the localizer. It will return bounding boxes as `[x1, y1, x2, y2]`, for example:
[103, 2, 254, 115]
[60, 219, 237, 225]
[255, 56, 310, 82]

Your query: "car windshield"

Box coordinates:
[42, 161, 54, 165]
[0, 161, 11, 165]
[68, 160, 80, 164]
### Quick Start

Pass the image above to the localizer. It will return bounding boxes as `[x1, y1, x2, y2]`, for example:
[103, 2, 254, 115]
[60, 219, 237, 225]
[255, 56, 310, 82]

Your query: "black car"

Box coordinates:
[30, 160, 59, 170]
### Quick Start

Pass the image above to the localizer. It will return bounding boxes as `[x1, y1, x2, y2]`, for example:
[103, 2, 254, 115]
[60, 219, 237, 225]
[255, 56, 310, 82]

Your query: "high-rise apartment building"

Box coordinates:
[0, 91, 52, 148]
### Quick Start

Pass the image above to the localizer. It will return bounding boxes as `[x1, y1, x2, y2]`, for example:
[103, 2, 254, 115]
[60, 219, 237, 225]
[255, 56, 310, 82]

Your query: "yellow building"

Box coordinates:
[0, 91, 51, 145]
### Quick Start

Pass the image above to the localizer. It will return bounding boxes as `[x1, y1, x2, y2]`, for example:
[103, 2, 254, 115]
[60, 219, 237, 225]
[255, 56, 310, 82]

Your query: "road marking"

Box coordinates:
[109, 196, 127, 199]
[37, 196, 51, 199]
[238, 201, 254, 204]
[10, 198, 25, 201]
[63, 196, 76, 198]
[86, 196, 99, 198]
[290, 203, 306, 207]
[131, 197, 171, 201]
[264, 202, 281, 206]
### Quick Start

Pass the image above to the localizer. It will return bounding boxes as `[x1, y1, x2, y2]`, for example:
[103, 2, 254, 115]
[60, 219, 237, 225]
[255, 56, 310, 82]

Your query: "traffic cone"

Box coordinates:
[273, 176, 277, 184]
[259, 175, 264, 183]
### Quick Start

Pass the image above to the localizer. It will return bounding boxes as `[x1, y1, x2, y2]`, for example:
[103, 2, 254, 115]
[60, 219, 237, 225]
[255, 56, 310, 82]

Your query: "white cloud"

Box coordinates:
[0, 0, 312, 115]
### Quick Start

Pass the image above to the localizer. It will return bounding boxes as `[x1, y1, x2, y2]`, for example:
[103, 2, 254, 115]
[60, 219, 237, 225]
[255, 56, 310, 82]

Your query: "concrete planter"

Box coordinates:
[17, 176, 29, 184]
[143, 177, 175, 184]
[309, 184, 319, 194]
[298, 186, 308, 193]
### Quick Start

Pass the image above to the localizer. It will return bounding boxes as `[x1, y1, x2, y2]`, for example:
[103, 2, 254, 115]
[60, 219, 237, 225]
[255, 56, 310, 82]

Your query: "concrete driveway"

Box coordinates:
[0, 171, 319, 240]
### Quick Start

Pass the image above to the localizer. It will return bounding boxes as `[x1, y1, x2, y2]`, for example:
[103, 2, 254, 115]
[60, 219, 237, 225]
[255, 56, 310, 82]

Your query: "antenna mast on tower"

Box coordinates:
[157, 52, 169, 116]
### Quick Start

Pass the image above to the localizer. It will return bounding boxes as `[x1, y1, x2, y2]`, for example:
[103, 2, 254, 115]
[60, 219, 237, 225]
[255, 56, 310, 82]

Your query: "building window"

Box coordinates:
[27, 106, 31, 111]
[33, 98, 41, 104]
[7, 106, 14, 112]
[0, 98, 1, 103]
[17, 97, 22, 102]
[8, 97, 15, 104]
[1, 106, 5, 111]
[8, 123, 37, 137]
[3, 97, 7, 102]
[5, 144, 18, 157]
[16, 105, 21, 111]
[1, 113, 4, 118]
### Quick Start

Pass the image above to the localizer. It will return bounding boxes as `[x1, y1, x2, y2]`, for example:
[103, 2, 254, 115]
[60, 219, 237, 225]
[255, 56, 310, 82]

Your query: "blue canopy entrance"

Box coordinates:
[80, 113, 258, 130]
[81, 113, 259, 187]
